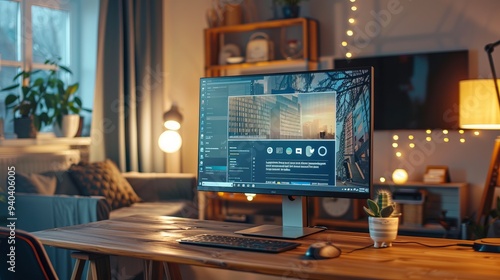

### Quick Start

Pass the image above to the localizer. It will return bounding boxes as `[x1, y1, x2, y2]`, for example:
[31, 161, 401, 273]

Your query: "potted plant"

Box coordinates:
[44, 59, 90, 137]
[274, 0, 307, 18]
[363, 190, 401, 248]
[1, 70, 52, 138]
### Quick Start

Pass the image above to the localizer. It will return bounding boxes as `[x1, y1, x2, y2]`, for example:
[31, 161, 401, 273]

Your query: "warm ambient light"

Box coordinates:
[158, 130, 182, 153]
[392, 169, 408, 184]
[245, 193, 256, 201]
[459, 79, 500, 129]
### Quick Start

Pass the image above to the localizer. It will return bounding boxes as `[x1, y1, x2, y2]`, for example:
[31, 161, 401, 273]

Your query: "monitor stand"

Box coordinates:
[234, 195, 325, 239]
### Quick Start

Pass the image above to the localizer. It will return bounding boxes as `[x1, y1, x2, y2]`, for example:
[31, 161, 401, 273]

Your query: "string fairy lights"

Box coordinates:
[342, 0, 357, 58]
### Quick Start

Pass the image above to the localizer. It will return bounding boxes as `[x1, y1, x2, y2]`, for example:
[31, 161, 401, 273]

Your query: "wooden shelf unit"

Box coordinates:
[310, 182, 469, 238]
[204, 17, 318, 77]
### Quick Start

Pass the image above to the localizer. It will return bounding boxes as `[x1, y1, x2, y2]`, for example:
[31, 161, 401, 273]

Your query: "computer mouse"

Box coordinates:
[304, 242, 341, 259]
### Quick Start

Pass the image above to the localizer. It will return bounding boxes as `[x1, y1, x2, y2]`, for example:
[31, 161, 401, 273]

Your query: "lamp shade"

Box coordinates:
[460, 79, 500, 129]
[163, 104, 183, 130]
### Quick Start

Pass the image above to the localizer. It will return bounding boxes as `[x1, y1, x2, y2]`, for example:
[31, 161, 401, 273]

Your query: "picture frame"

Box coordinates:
[424, 165, 450, 183]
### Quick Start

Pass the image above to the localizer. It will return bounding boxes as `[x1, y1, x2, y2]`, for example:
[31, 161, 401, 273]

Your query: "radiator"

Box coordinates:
[0, 150, 80, 186]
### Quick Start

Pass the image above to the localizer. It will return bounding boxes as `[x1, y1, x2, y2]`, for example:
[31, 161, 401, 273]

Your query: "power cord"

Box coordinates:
[341, 241, 473, 254]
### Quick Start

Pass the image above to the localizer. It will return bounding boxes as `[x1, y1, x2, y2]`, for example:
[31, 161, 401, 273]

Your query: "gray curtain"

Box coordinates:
[90, 0, 165, 172]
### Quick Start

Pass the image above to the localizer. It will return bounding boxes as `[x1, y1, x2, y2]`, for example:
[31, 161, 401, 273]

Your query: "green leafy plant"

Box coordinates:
[1, 69, 52, 130]
[43, 59, 91, 127]
[363, 190, 400, 218]
[1, 59, 90, 130]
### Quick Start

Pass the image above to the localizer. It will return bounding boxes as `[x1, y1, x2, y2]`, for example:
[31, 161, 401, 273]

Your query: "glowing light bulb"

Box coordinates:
[245, 193, 256, 201]
[426, 137, 432, 142]
[351, 6, 357, 11]
[346, 30, 354, 36]
[426, 130, 432, 134]
[392, 143, 398, 148]
[459, 130, 464, 134]
[444, 137, 449, 142]
[392, 169, 408, 184]
[379, 177, 386, 183]
[396, 152, 402, 157]
[460, 138, 466, 143]
[346, 52, 352, 58]
[443, 129, 449, 135]
[409, 143, 415, 148]
[474, 131, 480, 136]
[393, 135, 399, 140]
[341, 41, 348, 47]
[158, 130, 182, 153]
[408, 135, 414, 140]
[348, 18, 355, 24]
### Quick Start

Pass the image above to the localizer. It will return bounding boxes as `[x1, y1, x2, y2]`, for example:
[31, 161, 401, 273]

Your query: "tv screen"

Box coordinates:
[198, 67, 373, 199]
[335, 50, 469, 130]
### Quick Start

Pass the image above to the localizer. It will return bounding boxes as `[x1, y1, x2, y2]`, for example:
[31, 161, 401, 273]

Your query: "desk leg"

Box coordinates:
[70, 252, 110, 280]
[144, 260, 182, 280]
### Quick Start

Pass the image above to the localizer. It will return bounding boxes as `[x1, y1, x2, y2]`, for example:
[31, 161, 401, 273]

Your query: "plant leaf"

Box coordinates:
[380, 205, 395, 217]
[5, 95, 18, 106]
[367, 199, 380, 216]
[363, 206, 375, 217]
[1, 84, 19, 91]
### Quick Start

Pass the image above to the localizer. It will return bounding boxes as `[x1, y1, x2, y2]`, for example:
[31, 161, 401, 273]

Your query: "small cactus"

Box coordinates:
[363, 190, 399, 217]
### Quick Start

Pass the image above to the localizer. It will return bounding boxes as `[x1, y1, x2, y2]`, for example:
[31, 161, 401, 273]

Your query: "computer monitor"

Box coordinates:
[198, 67, 373, 239]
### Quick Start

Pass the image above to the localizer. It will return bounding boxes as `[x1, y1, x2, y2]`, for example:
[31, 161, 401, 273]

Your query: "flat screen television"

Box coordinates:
[198, 67, 373, 239]
[335, 50, 469, 130]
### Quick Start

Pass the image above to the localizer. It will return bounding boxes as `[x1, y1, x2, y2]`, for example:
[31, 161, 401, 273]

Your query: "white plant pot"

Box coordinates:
[368, 216, 399, 248]
[53, 115, 81, 138]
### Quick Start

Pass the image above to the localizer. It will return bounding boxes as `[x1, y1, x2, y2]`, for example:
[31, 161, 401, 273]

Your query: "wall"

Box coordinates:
[164, 0, 500, 217]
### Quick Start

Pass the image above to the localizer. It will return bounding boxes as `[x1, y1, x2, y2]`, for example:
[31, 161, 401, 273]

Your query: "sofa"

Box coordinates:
[7, 159, 198, 280]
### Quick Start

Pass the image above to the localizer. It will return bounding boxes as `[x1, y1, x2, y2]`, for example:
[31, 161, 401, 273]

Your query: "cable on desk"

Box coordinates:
[392, 241, 474, 248]
[341, 241, 473, 254]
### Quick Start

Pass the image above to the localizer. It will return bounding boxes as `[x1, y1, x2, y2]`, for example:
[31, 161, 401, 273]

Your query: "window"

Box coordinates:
[0, 0, 98, 136]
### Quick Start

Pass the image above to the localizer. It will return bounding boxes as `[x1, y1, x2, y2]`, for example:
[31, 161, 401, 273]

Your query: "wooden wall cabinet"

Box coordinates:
[204, 17, 318, 77]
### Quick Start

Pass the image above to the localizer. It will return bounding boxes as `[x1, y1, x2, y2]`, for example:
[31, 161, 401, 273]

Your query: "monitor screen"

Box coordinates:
[198, 68, 373, 200]
[335, 50, 469, 130]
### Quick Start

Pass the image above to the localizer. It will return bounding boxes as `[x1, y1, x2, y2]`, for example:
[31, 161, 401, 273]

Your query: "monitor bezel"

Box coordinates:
[197, 67, 374, 200]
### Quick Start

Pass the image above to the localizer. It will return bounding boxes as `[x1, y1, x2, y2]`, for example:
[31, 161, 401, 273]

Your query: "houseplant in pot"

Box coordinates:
[1, 70, 52, 138]
[44, 59, 90, 138]
[363, 190, 401, 248]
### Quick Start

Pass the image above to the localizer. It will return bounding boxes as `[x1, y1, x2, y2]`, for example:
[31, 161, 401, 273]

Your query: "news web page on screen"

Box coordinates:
[198, 69, 372, 197]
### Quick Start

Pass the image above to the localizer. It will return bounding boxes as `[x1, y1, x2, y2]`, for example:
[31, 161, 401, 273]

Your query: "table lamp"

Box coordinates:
[158, 104, 183, 153]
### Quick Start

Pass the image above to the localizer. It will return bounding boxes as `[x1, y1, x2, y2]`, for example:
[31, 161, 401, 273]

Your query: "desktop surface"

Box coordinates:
[34, 215, 500, 280]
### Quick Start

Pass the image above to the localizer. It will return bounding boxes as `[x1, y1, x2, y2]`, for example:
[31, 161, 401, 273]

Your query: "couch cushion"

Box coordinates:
[69, 160, 141, 210]
[41, 170, 82, 195]
[16, 173, 57, 195]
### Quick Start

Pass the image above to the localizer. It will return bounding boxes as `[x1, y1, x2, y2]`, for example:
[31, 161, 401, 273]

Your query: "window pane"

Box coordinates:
[32, 5, 69, 64]
[0, 66, 21, 135]
[0, 1, 20, 61]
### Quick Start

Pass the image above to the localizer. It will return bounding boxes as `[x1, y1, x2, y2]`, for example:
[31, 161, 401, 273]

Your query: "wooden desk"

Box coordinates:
[34, 215, 500, 280]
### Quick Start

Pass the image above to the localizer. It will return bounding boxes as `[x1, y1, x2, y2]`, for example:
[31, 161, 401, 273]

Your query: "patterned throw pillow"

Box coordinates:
[69, 159, 141, 210]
